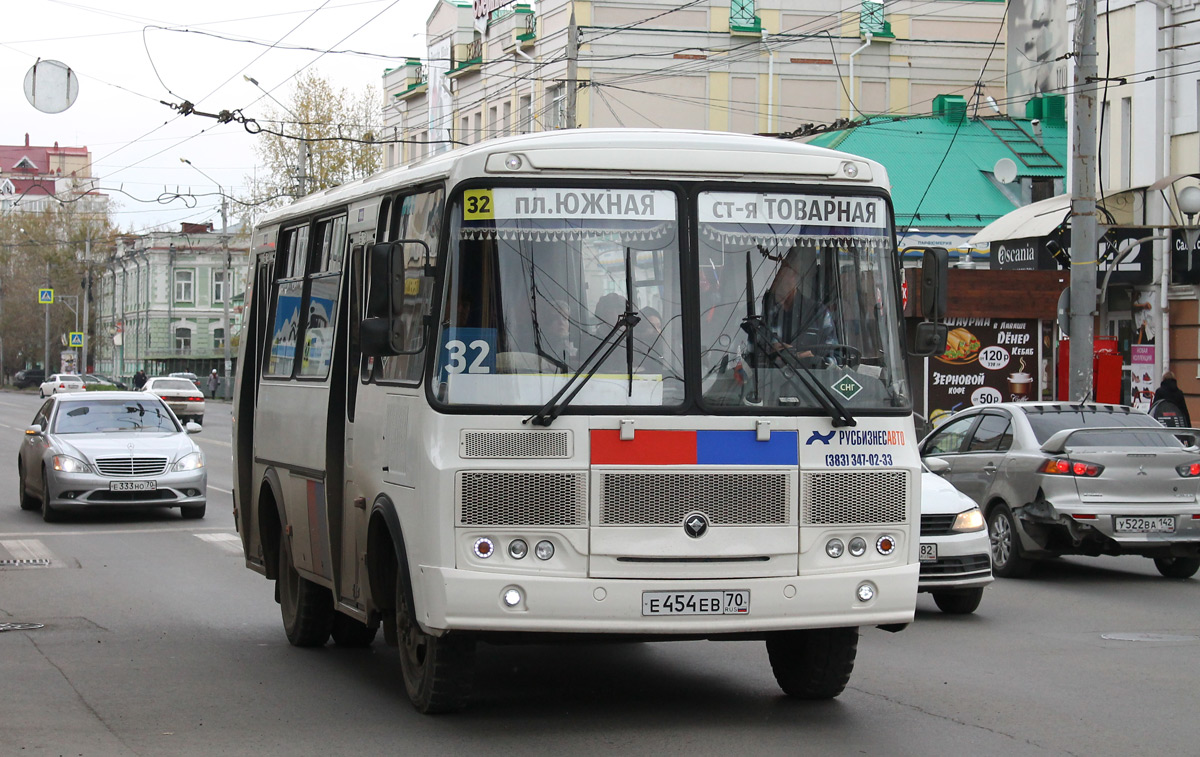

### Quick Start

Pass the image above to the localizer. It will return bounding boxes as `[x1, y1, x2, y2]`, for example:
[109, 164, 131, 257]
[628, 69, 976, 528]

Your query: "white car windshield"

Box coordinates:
[53, 399, 179, 433]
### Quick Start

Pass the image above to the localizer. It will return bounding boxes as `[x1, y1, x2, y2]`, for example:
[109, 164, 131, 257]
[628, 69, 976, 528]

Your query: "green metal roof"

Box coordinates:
[807, 114, 1067, 229]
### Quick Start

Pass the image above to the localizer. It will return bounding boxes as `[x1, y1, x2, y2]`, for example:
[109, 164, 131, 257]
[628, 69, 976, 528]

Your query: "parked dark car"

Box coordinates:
[14, 369, 46, 389]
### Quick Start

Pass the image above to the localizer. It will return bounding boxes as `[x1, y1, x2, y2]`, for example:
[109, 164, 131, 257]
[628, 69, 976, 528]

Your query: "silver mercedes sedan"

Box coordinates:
[18, 392, 207, 522]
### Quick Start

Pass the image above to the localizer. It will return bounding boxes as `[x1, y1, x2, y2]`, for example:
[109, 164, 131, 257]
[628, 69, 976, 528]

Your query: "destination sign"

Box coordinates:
[699, 192, 887, 228]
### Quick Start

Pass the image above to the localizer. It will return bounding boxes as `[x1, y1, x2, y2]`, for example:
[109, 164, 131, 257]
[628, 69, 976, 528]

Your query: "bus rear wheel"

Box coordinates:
[277, 536, 333, 647]
[395, 569, 475, 713]
[765, 627, 858, 700]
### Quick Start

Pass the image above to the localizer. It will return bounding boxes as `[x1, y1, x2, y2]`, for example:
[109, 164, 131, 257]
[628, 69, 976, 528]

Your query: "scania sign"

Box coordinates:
[996, 243, 1036, 268]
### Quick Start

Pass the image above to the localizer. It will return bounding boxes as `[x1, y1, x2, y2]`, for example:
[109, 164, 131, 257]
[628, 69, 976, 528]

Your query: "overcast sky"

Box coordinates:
[2, 0, 426, 233]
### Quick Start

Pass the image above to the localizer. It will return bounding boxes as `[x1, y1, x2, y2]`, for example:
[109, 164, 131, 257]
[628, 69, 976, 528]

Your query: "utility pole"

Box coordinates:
[82, 238, 90, 374]
[220, 194, 232, 399]
[565, 10, 578, 129]
[1068, 0, 1099, 401]
[44, 261, 50, 375]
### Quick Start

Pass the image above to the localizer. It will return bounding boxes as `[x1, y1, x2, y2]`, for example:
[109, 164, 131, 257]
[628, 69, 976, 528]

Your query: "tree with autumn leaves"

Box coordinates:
[241, 70, 382, 224]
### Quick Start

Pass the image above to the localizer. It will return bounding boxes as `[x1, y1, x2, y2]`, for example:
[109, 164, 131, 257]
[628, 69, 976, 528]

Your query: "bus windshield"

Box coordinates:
[697, 191, 909, 412]
[437, 186, 684, 408]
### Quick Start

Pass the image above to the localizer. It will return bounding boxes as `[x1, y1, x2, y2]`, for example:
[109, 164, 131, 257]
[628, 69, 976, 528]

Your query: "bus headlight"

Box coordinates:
[473, 537, 495, 558]
[825, 539, 844, 558]
[508, 539, 528, 559]
[534, 540, 554, 560]
[876, 534, 897, 555]
[848, 537, 867, 557]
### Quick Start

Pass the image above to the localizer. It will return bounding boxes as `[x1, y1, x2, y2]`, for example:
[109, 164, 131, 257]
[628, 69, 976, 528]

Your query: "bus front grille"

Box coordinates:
[460, 430, 571, 459]
[598, 472, 791, 525]
[802, 471, 908, 525]
[458, 471, 587, 526]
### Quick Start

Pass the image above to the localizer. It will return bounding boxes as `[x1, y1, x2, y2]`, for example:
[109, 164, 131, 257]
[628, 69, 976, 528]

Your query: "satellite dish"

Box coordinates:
[23, 59, 79, 114]
[994, 158, 1018, 185]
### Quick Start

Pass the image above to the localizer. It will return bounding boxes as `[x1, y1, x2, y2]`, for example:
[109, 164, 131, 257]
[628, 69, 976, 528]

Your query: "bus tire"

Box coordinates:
[395, 567, 475, 713]
[331, 613, 378, 648]
[278, 535, 333, 647]
[765, 627, 858, 700]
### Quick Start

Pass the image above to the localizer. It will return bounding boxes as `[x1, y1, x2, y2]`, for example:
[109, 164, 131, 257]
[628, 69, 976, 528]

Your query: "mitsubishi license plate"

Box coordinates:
[110, 480, 157, 492]
[1114, 516, 1175, 533]
[642, 590, 749, 616]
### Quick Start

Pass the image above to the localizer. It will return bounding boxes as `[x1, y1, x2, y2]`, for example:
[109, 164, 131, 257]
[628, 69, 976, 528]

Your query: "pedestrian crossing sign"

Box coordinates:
[69, 332, 83, 347]
[38, 288, 54, 304]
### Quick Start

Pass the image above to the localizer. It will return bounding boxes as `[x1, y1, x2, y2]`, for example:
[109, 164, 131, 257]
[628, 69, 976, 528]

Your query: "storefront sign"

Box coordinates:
[990, 236, 1055, 271]
[927, 318, 1040, 426]
[475, 0, 518, 19]
[1171, 228, 1200, 285]
[1098, 227, 1154, 286]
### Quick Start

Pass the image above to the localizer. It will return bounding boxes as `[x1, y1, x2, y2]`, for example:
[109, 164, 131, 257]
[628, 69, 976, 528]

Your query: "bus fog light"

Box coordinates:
[876, 534, 897, 555]
[508, 539, 528, 559]
[825, 539, 844, 558]
[473, 537, 495, 558]
[534, 540, 555, 560]
[842, 161, 859, 178]
[503, 588, 522, 607]
[848, 537, 867, 557]
[856, 582, 877, 602]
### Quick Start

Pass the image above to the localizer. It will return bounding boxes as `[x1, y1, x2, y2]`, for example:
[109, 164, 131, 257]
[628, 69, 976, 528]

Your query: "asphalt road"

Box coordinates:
[1, 389, 1198, 756]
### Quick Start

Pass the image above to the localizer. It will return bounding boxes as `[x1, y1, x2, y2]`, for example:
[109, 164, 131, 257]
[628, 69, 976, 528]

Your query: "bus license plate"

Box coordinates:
[919, 543, 938, 562]
[110, 480, 157, 492]
[642, 590, 749, 616]
[1114, 516, 1175, 533]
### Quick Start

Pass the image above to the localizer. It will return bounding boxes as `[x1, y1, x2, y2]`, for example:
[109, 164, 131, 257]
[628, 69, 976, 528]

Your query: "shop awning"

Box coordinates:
[968, 186, 1152, 247]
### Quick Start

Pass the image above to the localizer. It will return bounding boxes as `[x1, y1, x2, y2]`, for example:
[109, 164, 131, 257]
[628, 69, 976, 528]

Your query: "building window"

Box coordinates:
[213, 327, 225, 351]
[546, 85, 564, 129]
[1120, 97, 1132, 188]
[731, 0, 756, 26]
[175, 327, 191, 352]
[174, 270, 194, 303]
[213, 270, 226, 304]
[519, 94, 532, 133]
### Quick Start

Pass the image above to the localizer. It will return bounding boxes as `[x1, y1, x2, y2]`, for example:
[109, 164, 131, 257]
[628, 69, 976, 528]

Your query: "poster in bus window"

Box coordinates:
[928, 318, 1039, 428]
[300, 278, 338, 377]
[268, 284, 303, 375]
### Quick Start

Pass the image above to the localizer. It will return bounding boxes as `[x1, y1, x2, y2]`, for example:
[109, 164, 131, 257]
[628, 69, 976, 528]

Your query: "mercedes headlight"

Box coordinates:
[952, 507, 985, 533]
[172, 451, 205, 472]
[52, 455, 91, 473]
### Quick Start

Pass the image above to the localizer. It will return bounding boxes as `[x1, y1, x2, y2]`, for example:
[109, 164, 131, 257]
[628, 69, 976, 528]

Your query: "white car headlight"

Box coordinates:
[52, 455, 91, 473]
[952, 507, 985, 533]
[172, 451, 205, 472]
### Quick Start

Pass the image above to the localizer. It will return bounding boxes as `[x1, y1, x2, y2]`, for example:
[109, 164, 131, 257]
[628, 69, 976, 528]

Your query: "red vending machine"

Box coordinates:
[1057, 337, 1122, 403]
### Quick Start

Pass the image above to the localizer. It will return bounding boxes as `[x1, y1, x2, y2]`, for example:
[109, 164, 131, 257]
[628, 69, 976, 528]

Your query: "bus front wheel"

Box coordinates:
[277, 535, 333, 647]
[395, 570, 475, 713]
[765, 627, 858, 700]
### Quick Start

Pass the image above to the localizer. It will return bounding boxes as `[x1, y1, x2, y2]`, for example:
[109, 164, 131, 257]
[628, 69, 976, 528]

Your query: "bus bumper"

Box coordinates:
[416, 563, 918, 635]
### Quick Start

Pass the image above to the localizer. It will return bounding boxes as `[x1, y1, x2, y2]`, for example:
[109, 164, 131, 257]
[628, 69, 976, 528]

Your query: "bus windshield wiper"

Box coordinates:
[525, 310, 641, 427]
[741, 315, 856, 427]
[740, 250, 854, 427]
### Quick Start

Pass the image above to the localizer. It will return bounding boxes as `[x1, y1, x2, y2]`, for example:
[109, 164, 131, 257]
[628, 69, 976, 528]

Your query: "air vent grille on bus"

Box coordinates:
[459, 471, 587, 526]
[802, 471, 908, 525]
[461, 430, 571, 459]
[599, 472, 791, 525]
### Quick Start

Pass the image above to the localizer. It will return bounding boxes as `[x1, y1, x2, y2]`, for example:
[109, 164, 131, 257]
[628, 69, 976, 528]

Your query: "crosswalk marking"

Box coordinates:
[195, 532, 243, 554]
[0, 538, 59, 566]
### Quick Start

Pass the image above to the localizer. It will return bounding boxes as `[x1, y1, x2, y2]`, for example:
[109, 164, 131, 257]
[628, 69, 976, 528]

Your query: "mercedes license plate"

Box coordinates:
[919, 543, 938, 562]
[110, 480, 157, 492]
[642, 590, 749, 616]
[1114, 516, 1175, 533]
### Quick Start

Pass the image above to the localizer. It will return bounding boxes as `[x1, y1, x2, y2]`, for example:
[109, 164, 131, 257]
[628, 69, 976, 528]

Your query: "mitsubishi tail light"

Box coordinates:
[1039, 458, 1104, 477]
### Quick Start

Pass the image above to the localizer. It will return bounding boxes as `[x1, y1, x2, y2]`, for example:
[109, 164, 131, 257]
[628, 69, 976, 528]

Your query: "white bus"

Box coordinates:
[232, 129, 947, 713]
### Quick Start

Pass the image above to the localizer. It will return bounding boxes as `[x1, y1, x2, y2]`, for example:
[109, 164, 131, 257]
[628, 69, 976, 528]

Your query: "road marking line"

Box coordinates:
[0, 538, 59, 564]
[209, 484, 232, 494]
[195, 532, 243, 554]
[0, 526, 230, 538]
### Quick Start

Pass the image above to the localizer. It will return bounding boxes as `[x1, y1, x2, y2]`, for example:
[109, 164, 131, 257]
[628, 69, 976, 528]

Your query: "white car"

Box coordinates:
[919, 460, 994, 614]
[39, 374, 85, 398]
[143, 377, 206, 424]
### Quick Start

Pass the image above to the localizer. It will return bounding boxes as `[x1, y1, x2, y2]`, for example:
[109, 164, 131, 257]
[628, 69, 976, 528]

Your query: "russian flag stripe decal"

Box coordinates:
[590, 430, 797, 465]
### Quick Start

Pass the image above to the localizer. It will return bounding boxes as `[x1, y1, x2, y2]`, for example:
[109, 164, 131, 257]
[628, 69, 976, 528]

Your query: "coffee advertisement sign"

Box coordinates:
[927, 318, 1040, 427]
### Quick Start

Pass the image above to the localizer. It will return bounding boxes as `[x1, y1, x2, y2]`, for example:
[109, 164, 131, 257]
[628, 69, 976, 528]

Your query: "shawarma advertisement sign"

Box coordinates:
[927, 318, 1041, 427]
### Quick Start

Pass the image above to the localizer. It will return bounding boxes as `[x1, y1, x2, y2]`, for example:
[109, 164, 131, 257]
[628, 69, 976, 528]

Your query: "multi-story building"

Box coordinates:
[382, 0, 1008, 167]
[0, 133, 102, 212]
[93, 222, 249, 383]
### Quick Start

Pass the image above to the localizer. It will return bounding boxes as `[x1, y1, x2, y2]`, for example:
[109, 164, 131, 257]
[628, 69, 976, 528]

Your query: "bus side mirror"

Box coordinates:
[920, 248, 949, 320]
[360, 317, 399, 357]
[911, 322, 949, 357]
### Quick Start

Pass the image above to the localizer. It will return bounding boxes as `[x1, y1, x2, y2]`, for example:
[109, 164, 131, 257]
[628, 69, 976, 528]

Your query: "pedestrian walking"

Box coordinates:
[207, 369, 219, 399]
[1150, 371, 1191, 428]
[133, 369, 147, 390]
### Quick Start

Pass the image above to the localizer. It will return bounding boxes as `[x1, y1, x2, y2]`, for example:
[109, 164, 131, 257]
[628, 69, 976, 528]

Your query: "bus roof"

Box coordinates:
[257, 128, 890, 228]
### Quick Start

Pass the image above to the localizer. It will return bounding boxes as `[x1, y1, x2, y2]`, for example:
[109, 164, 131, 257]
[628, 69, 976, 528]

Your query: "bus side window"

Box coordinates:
[379, 187, 444, 383]
[266, 225, 309, 377]
[298, 215, 347, 379]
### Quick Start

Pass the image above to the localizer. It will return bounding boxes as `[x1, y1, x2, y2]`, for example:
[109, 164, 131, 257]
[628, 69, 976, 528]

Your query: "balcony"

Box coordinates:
[448, 37, 484, 79]
[495, 5, 536, 53]
[389, 58, 428, 102]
